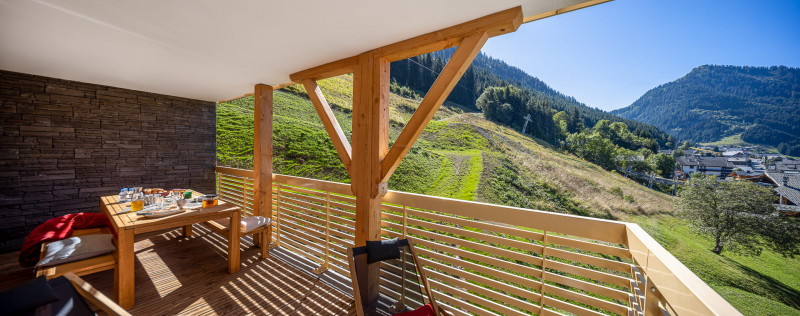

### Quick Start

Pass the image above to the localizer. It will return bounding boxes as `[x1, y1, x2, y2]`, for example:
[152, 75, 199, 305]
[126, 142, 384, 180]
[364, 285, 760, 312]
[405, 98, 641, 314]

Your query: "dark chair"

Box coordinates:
[0, 272, 131, 316]
[347, 238, 439, 316]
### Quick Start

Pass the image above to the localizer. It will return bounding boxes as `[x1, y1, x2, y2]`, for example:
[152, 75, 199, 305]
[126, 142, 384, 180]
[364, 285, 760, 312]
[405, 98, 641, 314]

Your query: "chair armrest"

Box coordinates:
[63, 272, 131, 316]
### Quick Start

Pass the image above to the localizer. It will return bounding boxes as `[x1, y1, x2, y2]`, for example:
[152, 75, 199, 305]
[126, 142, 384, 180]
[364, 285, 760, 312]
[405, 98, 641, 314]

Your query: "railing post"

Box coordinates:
[243, 176, 249, 215]
[402, 205, 407, 238]
[539, 231, 548, 312]
[630, 266, 641, 316]
[644, 277, 662, 316]
[630, 264, 648, 316]
[314, 192, 331, 274]
[275, 183, 281, 248]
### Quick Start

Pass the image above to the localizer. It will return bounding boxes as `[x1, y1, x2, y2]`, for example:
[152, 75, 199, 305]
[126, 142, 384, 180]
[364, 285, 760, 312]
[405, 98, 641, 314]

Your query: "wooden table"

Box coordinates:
[100, 194, 241, 310]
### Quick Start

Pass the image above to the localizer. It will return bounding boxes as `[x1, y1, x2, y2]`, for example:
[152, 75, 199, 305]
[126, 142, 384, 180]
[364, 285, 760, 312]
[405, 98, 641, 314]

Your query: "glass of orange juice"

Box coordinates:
[131, 192, 144, 212]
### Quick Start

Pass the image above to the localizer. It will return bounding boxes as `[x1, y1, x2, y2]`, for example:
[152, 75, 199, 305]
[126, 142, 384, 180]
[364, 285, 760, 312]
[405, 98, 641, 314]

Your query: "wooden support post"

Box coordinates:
[254, 84, 274, 248]
[351, 51, 390, 304]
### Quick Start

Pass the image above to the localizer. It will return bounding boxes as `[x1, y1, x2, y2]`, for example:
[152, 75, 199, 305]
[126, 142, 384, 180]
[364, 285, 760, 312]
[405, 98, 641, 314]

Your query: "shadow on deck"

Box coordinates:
[81, 224, 355, 315]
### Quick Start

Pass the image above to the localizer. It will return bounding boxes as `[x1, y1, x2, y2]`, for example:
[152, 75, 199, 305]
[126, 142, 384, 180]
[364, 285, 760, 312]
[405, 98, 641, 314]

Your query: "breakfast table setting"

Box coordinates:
[100, 188, 242, 309]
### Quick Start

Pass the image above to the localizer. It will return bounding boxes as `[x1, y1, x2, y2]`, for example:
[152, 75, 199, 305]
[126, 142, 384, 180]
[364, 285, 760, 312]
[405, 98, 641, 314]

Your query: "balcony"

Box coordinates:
[205, 166, 736, 316]
[0, 2, 741, 315]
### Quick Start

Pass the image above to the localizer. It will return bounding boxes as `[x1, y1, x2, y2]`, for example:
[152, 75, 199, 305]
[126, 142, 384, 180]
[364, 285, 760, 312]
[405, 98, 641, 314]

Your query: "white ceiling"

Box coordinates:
[0, 0, 602, 102]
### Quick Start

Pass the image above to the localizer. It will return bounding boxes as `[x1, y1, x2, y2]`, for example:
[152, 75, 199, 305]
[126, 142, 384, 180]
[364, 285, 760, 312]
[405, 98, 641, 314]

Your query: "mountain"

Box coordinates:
[612, 65, 800, 155]
[391, 50, 675, 149]
[218, 74, 676, 219]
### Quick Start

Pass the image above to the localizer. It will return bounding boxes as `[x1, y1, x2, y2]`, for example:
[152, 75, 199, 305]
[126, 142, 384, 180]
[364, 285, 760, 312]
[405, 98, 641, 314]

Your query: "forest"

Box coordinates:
[390, 49, 675, 148]
[389, 50, 676, 175]
[613, 65, 800, 156]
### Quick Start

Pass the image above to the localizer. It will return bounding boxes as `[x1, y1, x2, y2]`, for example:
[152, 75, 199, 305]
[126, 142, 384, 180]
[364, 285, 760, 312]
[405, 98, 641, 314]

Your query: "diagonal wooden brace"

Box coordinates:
[380, 31, 488, 182]
[301, 79, 353, 173]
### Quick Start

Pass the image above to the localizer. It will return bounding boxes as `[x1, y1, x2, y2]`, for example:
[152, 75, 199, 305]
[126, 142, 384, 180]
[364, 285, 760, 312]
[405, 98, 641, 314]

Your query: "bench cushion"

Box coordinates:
[37, 234, 115, 267]
[212, 216, 272, 233]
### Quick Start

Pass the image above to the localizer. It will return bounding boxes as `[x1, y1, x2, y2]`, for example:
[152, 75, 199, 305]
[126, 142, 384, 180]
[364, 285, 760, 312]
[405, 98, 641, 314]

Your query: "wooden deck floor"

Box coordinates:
[71, 225, 353, 315]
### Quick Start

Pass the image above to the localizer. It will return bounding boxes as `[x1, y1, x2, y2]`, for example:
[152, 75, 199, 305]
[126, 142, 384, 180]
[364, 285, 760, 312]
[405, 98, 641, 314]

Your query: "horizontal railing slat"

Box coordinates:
[214, 168, 738, 316]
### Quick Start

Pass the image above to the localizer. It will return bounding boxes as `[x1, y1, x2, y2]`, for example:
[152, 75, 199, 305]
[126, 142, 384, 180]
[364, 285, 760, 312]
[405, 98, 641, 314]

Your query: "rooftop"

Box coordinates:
[677, 156, 734, 168]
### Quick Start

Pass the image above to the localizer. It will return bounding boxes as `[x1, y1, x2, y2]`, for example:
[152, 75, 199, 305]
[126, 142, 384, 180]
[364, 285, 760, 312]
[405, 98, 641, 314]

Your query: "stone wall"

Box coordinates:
[0, 70, 216, 252]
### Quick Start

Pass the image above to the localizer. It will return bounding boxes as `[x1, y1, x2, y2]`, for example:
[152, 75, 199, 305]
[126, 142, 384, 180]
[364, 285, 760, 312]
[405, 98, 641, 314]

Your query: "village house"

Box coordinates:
[765, 172, 800, 206]
[677, 156, 735, 177]
[722, 150, 745, 158]
[774, 159, 800, 173]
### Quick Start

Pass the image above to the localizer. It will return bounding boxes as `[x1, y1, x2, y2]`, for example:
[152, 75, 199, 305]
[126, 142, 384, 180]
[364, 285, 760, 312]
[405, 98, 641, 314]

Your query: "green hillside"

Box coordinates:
[217, 75, 800, 315]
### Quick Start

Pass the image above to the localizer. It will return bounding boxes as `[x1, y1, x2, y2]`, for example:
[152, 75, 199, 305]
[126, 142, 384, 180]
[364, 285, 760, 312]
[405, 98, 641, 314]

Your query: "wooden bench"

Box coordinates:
[35, 227, 116, 280]
[201, 216, 271, 259]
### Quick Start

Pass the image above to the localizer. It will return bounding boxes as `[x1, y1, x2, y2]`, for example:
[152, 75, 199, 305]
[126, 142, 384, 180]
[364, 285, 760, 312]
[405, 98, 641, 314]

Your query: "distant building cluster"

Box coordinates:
[670, 146, 800, 209]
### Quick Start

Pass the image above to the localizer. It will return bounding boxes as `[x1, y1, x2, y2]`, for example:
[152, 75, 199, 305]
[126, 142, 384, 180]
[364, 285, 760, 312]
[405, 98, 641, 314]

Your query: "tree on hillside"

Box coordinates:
[565, 132, 616, 170]
[567, 108, 584, 133]
[678, 175, 800, 256]
[593, 119, 612, 139]
[553, 111, 568, 139]
[647, 153, 675, 178]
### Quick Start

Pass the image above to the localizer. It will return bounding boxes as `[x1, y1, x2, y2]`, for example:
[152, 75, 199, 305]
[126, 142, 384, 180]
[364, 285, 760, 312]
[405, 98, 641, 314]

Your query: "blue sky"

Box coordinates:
[481, 0, 800, 111]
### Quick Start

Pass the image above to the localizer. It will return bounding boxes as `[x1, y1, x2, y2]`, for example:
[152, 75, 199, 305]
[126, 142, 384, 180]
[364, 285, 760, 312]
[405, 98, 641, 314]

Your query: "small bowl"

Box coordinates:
[176, 199, 188, 209]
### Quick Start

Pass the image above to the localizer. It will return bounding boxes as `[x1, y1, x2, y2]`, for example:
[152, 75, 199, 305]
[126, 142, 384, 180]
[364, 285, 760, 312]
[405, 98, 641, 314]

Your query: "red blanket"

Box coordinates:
[393, 304, 435, 316]
[19, 212, 115, 267]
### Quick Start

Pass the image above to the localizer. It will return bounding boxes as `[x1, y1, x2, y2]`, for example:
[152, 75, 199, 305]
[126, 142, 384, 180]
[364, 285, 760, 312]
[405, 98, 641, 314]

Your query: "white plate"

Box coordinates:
[185, 201, 203, 209]
[141, 209, 186, 219]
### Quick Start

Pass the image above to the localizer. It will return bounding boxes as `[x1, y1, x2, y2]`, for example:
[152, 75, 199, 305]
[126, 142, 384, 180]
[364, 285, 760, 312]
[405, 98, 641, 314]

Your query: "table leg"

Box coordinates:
[260, 231, 268, 258]
[182, 224, 193, 237]
[114, 229, 135, 309]
[228, 210, 241, 273]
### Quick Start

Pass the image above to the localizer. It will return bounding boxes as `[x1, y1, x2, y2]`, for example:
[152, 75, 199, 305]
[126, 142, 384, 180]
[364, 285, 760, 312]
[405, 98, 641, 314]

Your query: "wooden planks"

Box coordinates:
[80, 225, 354, 315]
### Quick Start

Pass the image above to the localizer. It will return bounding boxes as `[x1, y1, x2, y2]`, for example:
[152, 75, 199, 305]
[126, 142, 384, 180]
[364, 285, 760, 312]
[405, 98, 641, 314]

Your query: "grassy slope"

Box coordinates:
[217, 75, 800, 315]
[635, 215, 800, 315]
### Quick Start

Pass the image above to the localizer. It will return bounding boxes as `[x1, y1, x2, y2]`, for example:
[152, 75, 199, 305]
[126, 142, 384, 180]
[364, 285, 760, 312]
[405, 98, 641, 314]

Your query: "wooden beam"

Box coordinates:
[375, 6, 520, 62]
[300, 79, 353, 173]
[288, 6, 521, 82]
[218, 92, 253, 104]
[253, 84, 273, 247]
[290, 56, 359, 83]
[351, 51, 390, 303]
[381, 32, 488, 182]
[523, 0, 613, 24]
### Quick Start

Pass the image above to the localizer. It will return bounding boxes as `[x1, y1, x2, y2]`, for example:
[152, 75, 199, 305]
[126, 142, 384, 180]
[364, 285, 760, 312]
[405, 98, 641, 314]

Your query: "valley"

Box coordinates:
[217, 72, 800, 315]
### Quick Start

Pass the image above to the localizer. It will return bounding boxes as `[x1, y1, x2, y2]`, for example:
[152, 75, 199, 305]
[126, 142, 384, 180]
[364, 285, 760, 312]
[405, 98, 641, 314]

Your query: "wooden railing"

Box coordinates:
[214, 166, 740, 316]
